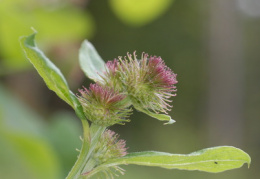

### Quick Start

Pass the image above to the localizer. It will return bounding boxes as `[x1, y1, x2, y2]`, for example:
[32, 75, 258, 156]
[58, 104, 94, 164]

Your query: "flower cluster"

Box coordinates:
[76, 52, 177, 177]
[77, 84, 132, 126]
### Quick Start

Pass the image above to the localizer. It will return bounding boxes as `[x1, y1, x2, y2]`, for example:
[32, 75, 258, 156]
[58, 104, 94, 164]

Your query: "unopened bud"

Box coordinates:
[77, 84, 132, 126]
[93, 130, 128, 164]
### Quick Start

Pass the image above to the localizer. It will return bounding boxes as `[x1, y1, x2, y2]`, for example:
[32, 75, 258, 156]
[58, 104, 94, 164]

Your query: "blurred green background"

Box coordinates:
[0, 0, 259, 178]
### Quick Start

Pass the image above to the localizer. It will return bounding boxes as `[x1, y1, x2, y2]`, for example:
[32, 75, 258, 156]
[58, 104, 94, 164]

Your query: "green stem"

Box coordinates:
[66, 122, 106, 179]
[66, 120, 90, 179]
[82, 163, 110, 178]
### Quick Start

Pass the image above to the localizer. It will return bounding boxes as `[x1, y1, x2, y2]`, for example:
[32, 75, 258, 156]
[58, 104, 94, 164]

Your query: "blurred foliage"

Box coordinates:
[0, 84, 81, 179]
[0, 0, 94, 74]
[46, 112, 82, 178]
[0, 83, 60, 179]
[109, 0, 175, 26]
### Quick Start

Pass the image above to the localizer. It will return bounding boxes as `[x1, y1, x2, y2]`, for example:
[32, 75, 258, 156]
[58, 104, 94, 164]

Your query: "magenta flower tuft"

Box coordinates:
[148, 55, 178, 90]
[77, 83, 132, 126]
[106, 59, 119, 75]
[101, 59, 123, 92]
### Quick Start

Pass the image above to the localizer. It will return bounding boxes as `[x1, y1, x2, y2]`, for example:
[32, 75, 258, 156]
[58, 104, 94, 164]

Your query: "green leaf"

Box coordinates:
[20, 31, 90, 142]
[94, 146, 250, 175]
[20, 31, 74, 108]
[134, 105, 175, 124]
[109, 0, 175, 26]
[79, 40, 106, 82]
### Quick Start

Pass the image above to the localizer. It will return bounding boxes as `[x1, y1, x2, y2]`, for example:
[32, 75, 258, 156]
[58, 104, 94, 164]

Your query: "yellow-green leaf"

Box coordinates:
[20, 31, 89, 136]
[91, 146, 250, 176]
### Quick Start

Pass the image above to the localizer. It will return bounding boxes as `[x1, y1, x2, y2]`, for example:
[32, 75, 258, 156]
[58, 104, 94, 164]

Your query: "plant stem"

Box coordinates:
[66, 120, 90, 179]
[66, 122, 106, 179]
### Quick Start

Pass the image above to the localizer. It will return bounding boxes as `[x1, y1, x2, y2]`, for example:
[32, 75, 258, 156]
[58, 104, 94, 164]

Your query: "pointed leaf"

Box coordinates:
[135, 105, 175, 124]
[20, 31, 89, 136]
[20, 32, 74, 107]
[79, 40, 105, 82]
[97, 146, 251, 174]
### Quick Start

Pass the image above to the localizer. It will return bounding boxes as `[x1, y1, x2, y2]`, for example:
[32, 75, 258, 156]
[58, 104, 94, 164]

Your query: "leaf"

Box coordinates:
[109, 0, 175, 26]
[79, 40, 106, 82]
[20, 31, 74, 108]
[134, 105, 175, 124]
[20, 31, 90, 137]
[97, 146, 250, 174]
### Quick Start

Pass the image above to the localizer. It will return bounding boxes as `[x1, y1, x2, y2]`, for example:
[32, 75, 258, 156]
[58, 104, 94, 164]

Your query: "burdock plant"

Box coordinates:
[20, 31, 251, 179]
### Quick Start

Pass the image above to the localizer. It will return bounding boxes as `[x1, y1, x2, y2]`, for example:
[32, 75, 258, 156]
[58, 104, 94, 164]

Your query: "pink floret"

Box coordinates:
[148, 56, 178, 90]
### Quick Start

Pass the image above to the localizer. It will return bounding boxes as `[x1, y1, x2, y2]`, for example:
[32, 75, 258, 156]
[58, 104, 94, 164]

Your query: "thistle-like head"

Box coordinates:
[77, 83, 132, 126]
[93, 129, 128, 164]
[103, 52, 177, 118]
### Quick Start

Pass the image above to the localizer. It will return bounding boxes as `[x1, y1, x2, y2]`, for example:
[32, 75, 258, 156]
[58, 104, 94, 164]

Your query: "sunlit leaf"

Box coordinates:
[79, 40, 106, 82]
[109, 0, 175, 26]
[20, 32, 74, 107]
[0, 0, 94, 72]
[92, 146, 250, 175]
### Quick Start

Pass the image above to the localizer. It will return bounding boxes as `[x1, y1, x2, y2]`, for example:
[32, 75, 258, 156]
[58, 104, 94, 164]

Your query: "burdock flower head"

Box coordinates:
[93, 129, 127, 164]
[77, 83, 132, 126]
[83, 129, 127, 177]
[102, 52, 178, 124]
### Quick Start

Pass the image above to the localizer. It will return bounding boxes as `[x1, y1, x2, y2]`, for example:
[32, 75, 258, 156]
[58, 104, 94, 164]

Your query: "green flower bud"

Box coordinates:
[93, 129, 128, 164]
[77, 84, 132, 126]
